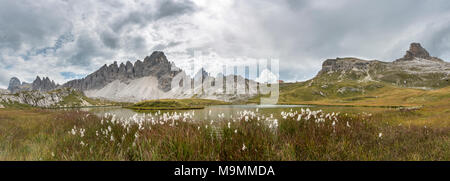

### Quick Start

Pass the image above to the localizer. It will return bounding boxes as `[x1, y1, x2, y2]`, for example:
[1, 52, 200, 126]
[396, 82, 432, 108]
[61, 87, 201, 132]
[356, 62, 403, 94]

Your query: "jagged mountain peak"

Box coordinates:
[32, 76, 58, 92]
[98, 51, 169, 70]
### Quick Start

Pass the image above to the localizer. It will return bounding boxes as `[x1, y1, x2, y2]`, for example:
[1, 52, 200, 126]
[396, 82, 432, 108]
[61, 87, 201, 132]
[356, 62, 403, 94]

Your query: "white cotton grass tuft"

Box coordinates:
[66, 107, 349, 155]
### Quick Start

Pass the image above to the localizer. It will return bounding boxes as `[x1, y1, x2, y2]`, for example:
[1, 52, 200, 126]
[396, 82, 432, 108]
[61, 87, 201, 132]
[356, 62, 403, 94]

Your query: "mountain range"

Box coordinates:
[5, 51, 256, 103]
[2, 42, 449, 106]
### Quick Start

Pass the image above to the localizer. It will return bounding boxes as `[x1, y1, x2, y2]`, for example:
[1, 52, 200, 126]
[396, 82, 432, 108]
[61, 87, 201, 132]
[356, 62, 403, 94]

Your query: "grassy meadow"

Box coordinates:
[1, 82, 448, 161]
[0, 106, 448, 161]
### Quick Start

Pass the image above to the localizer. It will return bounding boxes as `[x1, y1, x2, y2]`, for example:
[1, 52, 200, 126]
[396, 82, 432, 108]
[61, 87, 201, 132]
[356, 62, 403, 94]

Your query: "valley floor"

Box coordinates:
[250, 84, 450, 127]
[0, 105, 448, 161]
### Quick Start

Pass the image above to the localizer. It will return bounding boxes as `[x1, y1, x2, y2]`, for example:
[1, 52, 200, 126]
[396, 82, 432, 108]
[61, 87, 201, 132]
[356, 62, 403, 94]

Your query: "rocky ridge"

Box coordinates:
[62, 51, 181, 92]
[317, 43, 450, 88]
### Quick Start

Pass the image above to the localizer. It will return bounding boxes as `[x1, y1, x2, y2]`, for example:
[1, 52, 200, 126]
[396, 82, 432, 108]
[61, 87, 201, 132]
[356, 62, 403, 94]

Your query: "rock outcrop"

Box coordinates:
[319, 58, 380, 73]
[0, 88, 92, 108]
[0, 90, 64, 107]
[396, 43, 444, 62]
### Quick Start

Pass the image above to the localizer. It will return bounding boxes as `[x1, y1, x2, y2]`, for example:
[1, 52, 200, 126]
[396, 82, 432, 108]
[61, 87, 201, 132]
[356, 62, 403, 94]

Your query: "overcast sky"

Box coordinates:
[1, 0, 450, 88]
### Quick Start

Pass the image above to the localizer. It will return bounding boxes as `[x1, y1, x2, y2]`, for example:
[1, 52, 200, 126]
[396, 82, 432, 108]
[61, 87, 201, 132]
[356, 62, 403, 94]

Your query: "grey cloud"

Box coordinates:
[202, 0, 450, 81]
[0, 67, 10, 87]
[111, 0, 197, 33]
[66, 34, 109, 67]
[0, 0, 69, 51]
[152, 41, 182, 51]
[155, 0, 197, 19]
[121, 35, 148, 56]
[131, 36, 147, 51]
[111, 11, 152, 33]
[422, 24, 450, 58]
[284, 0, 308, 10]
[2, 0, 450, 88]
[100, 30, 120, 49]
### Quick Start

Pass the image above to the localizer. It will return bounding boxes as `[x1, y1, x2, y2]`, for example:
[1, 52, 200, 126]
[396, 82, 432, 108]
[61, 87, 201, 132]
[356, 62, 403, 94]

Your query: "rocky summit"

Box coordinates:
[7, 77, 32, 93]
[317, 43, 450, 88]
[395, 43, 444, 62]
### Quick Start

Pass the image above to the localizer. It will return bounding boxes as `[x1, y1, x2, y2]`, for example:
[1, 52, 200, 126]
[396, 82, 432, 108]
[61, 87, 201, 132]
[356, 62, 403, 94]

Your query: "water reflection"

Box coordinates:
[81, 104, 390, 122]
[81, 105, 309, 121]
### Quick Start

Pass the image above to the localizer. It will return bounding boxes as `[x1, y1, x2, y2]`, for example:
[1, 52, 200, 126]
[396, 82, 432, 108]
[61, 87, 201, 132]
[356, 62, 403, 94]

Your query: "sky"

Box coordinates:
[1, 0, 450, 88]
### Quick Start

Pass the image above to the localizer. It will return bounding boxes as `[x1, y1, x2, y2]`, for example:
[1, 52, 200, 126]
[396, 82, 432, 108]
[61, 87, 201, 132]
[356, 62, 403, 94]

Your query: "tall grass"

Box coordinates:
[0, 108, 448, 161]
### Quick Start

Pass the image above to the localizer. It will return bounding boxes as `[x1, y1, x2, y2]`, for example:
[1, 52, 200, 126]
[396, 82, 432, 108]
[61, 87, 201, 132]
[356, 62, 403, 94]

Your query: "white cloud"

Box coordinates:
[1, 0, 450, 89]
[256, 69, 279, 84]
